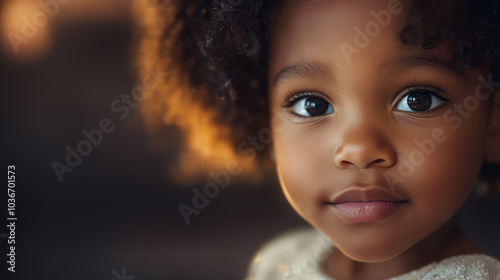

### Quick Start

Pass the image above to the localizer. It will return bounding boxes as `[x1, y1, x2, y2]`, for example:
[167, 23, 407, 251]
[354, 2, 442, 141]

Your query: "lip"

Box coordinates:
[328, 186, 409, 223]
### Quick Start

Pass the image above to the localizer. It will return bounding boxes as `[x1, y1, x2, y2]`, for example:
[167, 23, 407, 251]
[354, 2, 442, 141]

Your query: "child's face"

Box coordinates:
[268, 0, 496, 262]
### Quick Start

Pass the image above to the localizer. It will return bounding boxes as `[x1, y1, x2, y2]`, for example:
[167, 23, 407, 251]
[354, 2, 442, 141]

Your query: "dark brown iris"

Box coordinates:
[304, 97, 330, 116]
[406, 92, 432, 111]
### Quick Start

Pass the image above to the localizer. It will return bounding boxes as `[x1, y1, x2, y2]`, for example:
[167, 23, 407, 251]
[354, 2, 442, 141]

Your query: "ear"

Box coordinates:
[484, 88, 500, 163]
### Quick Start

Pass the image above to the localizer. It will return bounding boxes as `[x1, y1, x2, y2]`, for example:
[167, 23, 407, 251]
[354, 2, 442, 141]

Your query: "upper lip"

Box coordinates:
[329, 186, 408, 204]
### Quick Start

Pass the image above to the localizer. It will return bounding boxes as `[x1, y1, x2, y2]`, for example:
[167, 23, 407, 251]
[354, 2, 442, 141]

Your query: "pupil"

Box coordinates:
[407, 92, 432, 111]
[305, 97, 328, 116]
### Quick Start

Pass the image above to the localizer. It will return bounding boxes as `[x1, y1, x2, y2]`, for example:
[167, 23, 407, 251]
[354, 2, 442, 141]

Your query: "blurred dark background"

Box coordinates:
[0, 1, 499, 280]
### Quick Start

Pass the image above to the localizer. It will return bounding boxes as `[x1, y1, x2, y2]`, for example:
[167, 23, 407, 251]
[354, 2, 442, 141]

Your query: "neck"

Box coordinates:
[323, 217, 480, 280]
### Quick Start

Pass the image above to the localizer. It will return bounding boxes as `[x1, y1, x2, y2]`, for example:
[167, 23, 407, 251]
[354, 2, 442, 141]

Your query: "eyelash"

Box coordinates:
[282, 91, 318, 108]
[281, 83, 451, 119]
[282, 91, 330, 120]
[396, 83, 451, 117]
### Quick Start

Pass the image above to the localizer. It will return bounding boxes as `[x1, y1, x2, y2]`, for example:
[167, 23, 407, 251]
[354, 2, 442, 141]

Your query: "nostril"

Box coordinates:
[340, 160, 355, 168]
[334, 143, 397, 169]
[368, 159, 385, 167]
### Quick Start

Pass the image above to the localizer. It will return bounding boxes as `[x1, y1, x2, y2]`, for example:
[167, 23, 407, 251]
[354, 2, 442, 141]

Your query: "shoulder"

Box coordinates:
[397, 254, 500, 280]
[423, 254, 500, 280]
[244, 227, 334, 280]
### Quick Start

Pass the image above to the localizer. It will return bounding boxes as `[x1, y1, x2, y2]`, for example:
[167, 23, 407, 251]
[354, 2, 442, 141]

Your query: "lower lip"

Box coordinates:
[330, 201, 405, 222]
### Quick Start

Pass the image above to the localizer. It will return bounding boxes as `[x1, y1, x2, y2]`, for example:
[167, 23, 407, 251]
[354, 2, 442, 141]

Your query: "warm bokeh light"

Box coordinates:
[1, 0, 53, 61]
[133, 0, 260, 183]
[0, 0, 132, 61]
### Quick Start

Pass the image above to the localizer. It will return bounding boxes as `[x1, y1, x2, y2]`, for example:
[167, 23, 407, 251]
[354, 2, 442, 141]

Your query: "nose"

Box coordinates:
[333, 126, 397, 169]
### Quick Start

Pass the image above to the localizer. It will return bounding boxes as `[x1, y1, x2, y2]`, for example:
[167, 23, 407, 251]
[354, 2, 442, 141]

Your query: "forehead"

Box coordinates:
[267, 0, 454, 83]
[271, 0, 404, 36]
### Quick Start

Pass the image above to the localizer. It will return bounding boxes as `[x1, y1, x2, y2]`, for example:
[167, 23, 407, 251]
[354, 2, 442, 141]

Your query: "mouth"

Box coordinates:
[327, 187, 409, 223]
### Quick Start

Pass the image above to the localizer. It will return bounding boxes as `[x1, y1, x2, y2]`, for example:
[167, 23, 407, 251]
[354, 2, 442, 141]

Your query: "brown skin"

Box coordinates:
[268, 0, 500, 279]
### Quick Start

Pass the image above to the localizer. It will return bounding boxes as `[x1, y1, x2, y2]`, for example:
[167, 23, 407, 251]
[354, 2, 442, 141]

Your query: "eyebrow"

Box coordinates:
[389, 53, 465, 79]
[272, 60, 335, 87]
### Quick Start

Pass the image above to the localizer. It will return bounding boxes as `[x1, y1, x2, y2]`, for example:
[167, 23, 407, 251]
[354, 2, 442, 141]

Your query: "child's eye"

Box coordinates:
[395, 86, 448, 113]
[289, 96, 334, 117]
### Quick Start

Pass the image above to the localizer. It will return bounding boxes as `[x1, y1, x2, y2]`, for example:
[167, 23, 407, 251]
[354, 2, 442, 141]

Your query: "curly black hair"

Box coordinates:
[136, 0, 500, 188]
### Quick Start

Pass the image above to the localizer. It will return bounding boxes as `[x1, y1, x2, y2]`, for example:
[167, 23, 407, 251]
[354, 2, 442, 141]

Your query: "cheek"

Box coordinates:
[402, 115, 487, 219]
[274, 128, 331, 220]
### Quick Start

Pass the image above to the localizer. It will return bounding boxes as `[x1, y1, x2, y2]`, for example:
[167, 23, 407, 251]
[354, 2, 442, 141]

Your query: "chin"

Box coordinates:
[341, 245, 405, 263]
[329, 232, 415, 263]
